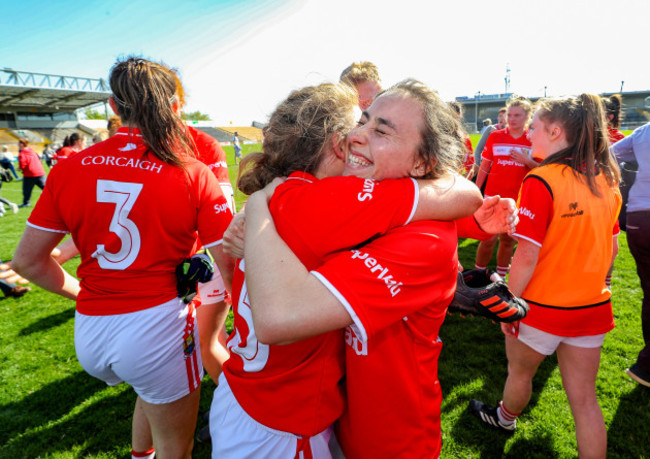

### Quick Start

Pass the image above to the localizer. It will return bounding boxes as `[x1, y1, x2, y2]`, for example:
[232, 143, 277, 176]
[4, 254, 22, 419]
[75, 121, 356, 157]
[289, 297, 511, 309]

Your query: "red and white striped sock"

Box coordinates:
[132, 448, 155, 459]
[605, 275, 612, 289]
[497, 400, 520, 425]
[475, 263, 487, 270]
[496, 265, 510, 278]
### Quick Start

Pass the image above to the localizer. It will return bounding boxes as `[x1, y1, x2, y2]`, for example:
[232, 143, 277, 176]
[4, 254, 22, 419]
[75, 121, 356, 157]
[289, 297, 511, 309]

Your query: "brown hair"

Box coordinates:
[340, 61, 381, 87]
[535, 94, 620, 196]
[601, 94, 623, 128]
[380, 79, 465, 178]
[19, 138, 29, 147]
[238, 83, 357, 195]
[109, 57, 193, 167]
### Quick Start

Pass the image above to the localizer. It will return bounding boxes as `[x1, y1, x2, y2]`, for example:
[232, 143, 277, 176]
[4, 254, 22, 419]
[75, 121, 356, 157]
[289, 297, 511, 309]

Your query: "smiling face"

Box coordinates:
[343, 93, 425, 180]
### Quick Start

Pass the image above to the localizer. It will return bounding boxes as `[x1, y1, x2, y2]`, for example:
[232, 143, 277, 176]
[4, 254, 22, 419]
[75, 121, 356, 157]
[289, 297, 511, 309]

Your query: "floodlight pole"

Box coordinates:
[474, 91, 481, 132]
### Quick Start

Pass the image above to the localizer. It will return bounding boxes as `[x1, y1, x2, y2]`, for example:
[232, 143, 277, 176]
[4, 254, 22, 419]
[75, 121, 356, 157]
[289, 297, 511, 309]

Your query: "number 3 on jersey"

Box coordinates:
[92, 180, 143, 270]
[228, 272, 270, 372]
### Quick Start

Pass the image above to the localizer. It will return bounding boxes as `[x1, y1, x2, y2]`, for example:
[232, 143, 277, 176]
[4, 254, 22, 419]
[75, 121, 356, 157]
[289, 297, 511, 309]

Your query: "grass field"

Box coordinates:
[1, 145, 648, 458]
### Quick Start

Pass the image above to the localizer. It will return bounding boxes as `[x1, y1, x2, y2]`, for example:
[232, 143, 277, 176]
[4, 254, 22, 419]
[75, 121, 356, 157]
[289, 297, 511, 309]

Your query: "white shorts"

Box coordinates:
[517, 323, 607, 356]
[75, 298, 203, 404]
[210, 374, 333, 459]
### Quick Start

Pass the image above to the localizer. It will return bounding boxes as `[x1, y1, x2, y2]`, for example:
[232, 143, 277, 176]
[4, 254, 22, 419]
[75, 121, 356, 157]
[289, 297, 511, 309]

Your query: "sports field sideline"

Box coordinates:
[0, 142, 648, 458]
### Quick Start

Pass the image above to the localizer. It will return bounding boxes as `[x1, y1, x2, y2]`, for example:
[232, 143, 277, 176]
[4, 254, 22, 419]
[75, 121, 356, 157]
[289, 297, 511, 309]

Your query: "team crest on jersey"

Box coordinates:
[183, 331, 196, 356]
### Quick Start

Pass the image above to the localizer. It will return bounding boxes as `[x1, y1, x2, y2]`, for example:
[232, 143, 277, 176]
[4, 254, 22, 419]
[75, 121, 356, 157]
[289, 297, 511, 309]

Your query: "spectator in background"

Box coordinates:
[340, 61, 383, 110]
[42, 144, 55, 168]
[17, 138, 46, 208]
[107, 116, 122, 138]
[232, 131, 242, 164]
[1, 146, 20, 179]
[612, 122, 650, 387]
[480, 118, 492, 134]
[474, 96, 536, 278]
[449, 100, 475, 175]
[469, 107, 507, 180]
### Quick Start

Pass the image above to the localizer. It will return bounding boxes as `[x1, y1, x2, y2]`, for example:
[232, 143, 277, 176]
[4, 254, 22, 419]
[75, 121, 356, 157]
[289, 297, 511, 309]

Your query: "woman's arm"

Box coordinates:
[500, 239, 539, 337]
[474, 126, 493, 165]
[12, 226, 80, 300]
[208, 244, 236, 293]
[475, 159, 492, 190]
[413, 174, 483, 221]
[244, 190, 352, 345]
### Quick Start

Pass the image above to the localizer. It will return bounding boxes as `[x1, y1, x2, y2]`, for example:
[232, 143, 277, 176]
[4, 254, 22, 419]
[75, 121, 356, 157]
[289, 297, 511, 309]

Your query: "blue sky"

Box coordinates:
[3, 0, 649, 125]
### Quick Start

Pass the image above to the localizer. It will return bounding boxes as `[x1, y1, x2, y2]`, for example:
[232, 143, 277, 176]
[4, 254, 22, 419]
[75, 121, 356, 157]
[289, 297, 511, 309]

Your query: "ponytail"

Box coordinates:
[536, 94, 620, 196]
[109, 57, 194, 167]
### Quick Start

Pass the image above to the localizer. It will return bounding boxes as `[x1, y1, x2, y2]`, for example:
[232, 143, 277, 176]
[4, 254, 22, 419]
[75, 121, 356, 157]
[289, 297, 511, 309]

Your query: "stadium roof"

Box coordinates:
[0, 68, 110, 113]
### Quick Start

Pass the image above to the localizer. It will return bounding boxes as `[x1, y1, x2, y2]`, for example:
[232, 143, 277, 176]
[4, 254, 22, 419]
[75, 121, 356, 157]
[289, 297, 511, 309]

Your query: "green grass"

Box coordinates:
[1, 157, 648, 458]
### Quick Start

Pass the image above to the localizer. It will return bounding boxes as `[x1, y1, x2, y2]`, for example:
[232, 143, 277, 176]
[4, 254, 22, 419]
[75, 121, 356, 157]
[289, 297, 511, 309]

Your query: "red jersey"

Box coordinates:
[463, 135, 475, 173]
[188, 126, 231, 186]
[482, 128, 534, 199]
[18, 147, 45, 177]
[27, 127, 232, 315]
[607, 126, 625, 144]
[314, 220, 458, 458]
[224, 172, 420, 437]
[53, 146, 76, 164]
[514, 164, 621, 336]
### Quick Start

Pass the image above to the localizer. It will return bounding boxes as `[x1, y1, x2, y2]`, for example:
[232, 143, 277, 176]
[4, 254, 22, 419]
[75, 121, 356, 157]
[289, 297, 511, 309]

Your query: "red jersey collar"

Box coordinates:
[287, 171, 317, 183]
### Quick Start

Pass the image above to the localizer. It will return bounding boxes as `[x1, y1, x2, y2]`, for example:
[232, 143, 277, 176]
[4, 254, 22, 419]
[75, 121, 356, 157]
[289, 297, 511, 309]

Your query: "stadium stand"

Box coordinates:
[458, 90, 650, 132]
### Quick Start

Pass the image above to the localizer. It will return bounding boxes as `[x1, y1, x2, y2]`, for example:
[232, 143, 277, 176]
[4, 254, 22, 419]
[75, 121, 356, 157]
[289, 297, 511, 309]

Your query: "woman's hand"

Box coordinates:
[0, 263, 30, 285]
[474, 196, 519, 235]
[223, 211, 246, 259]
[501, 321, 520, 338]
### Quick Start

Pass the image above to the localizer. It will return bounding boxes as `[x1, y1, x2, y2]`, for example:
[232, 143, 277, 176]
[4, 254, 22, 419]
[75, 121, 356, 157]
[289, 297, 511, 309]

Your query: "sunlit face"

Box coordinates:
[527, 112, 555, 160]
[355, 80, 382, 111]
[343, 93, 424, 180]
[507, 106, 527, 132]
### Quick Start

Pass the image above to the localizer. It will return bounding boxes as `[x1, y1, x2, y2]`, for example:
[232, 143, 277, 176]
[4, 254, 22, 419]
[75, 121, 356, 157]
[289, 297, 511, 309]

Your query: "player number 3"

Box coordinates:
[92, 180, 143, 270]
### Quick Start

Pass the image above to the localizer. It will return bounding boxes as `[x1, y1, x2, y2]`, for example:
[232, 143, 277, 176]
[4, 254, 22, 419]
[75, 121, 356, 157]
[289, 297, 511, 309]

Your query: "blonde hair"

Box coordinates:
[339, 61, 381, 87]
[381, 79, 465, 179]
[535, 94, 620, 196]
[238, 83, 357, 195]
[506, 95, 533, 122]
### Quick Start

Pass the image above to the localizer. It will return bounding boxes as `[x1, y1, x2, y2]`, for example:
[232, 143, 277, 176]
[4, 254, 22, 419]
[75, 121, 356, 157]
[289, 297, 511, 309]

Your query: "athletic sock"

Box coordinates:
[132, 448, 155, 459]
[605, 274, 612, 289]
[497, 400, 520, 425]
[474, 263, 487, 270]
[496, 265, 510, 277]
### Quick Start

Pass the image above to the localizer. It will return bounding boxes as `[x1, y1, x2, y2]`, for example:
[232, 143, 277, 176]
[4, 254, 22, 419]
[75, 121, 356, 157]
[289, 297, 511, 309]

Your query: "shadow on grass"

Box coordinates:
[0, 371, 118, 444]
[19, 306, 75, 336]
[607, 384, 650, 458]
[439, 314, 558, 456]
